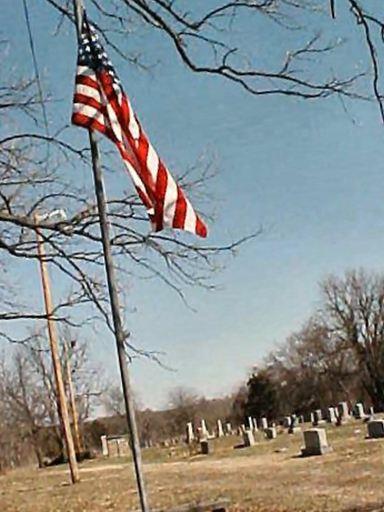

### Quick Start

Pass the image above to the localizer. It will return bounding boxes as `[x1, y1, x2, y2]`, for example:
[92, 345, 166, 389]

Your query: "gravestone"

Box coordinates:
[367, 419, 384, 439]
[326, 407, 337, 423]
[302, 429, 331, 456]
[247, 417, 253, 431]
[252, 418, 258, 431]
[186, 422, 194, 444]
[104, 435, 130, 457]
[243, 430, 255, 447]
[201, 419, 209, 439]
[265, 427, 277, 439]
[260, 417, 268, 430]
[288, 415, 300, 434]
[313, 409, 325, 426]
[338, 401, 349, 420]
[107, 438, 119, 457]
[225, 422, 232, 436]
[283, 416, 292, 428]
[216, 419, 224, 438]
[200, 440, 212, 455]
[369, 406, 375, 416]
[100, 435, 108, 456]
[355, 403, 365, 419]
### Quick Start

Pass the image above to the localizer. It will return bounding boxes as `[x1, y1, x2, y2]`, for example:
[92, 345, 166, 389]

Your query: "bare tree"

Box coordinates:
[265, 317, 358, 414]
[45, 0, 366, 100]
[3, 0, 381, 348]
[338, 1, 384, 124]
[0, 350, 47, 467]
[102, 384, 126, 417]
[0, 329, 103, 466]
[321, 270, 384, 410]
[0, 41, 259, 357]
[166, 386, 200, 435]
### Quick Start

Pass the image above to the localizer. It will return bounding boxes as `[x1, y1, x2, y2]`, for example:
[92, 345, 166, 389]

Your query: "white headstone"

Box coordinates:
[355, 403, 365, 419]
[327, 407, 337, 423]
[243, 430, 255, 447]
[283, 416, 292, 428]
[216, 419, 224, 438]
[201, 419, 208, 438]
[338, 401, 349, 419]
[186, 422, 194, 444]
[101, 435, 108, 456]
[260, 417, 268, 430]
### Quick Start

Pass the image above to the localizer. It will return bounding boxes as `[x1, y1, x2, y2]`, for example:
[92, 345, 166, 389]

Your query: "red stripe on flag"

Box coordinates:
[75, 75, 100, 90]
[154, 162, 168, 231]
[74, 93, 105, 112]
[71, 112, 109, 136]
[172, 187, 187, 230]
[72, 21, 208, 237]
[136, 136, 157, 193]
[195, 216, 208, 238]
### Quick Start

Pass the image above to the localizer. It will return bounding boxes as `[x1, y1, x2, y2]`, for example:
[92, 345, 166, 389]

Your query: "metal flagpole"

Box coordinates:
[35, 215, 80, 484]
[73, 2, 149, 510]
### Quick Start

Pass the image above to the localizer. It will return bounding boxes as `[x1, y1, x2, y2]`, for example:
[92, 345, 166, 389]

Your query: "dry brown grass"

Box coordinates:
[1, 421, 384, 511]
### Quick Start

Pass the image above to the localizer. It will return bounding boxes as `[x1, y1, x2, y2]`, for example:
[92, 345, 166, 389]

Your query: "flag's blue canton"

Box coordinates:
[78, 20, 121, 88]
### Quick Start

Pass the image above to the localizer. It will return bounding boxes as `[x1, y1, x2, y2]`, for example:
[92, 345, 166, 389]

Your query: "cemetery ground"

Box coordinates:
[1, 420, 384, 512]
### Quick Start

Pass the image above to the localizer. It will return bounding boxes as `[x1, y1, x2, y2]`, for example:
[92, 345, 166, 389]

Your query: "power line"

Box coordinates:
[21, 0, 50, 139]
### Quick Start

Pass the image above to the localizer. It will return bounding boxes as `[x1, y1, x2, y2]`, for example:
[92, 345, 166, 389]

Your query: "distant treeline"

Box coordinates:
[2, 269, 383, 470]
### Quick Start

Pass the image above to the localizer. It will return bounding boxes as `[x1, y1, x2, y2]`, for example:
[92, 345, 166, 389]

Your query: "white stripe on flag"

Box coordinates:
[73, 104, 105, 124]
[127, 102, 140, 140]
[75, 84, 102, 102]
[121, 158, 150, 202]
[146, 143, 159, 183]
[77, 65, 97, 78]
[163, 174, 178, 228]
[184, 199, 197, 233]
[105, 103, 123, 143]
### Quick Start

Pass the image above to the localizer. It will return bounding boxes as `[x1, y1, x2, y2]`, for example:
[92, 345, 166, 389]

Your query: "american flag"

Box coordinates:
[72, 14, 207, 238]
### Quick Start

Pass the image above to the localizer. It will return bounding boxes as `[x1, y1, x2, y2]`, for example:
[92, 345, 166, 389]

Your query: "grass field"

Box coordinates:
[1, 420, 384, 512]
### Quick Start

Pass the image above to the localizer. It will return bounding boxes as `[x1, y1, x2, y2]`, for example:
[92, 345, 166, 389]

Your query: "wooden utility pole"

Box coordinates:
[73, 2, 149, 510]
[63, 339, 83, 455]
[35, 216, 80, 484]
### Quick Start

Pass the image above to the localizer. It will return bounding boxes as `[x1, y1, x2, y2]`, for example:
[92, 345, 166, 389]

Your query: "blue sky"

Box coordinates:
[3, 1, 384, 409]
